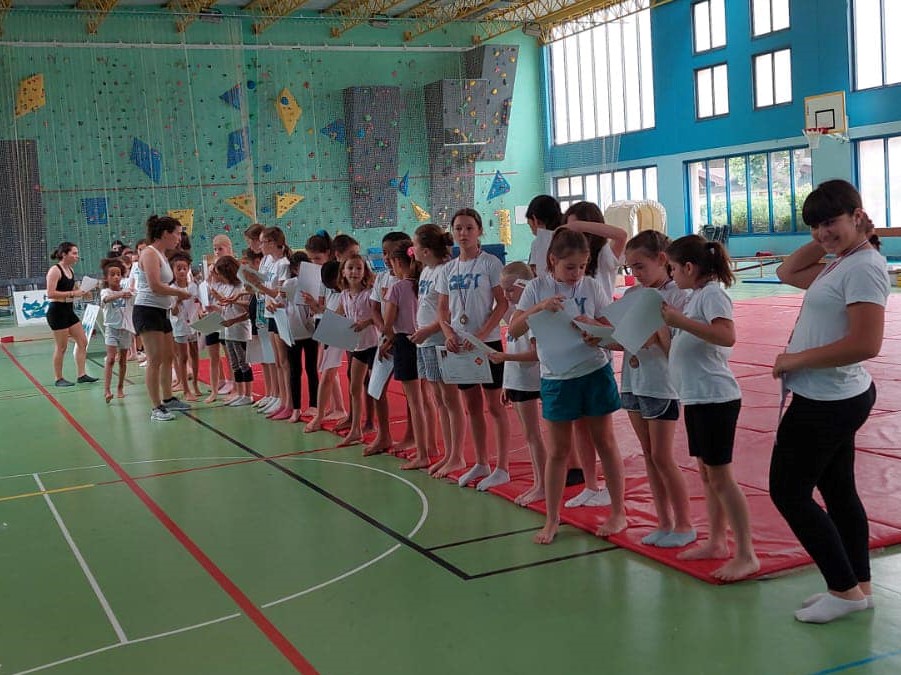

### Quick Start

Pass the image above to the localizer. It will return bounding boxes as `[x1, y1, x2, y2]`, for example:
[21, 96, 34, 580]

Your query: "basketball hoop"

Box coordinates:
[803, 127, 829, 149]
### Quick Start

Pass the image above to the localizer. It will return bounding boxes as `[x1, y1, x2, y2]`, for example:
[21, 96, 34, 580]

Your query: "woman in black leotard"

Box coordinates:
[45, 242, 97, 387]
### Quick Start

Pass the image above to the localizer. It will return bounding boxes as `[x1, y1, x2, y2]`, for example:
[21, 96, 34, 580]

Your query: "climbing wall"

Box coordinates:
[463, 45, 518, 162]
[344, 86, 402, 229]
[0, 140, 46, 279]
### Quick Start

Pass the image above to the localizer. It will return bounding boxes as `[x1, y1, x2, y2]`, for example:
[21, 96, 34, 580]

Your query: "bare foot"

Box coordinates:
[304, 418, 323, 433]
[204, 393, 217, 404]
[428, 455, 449, 476]
[677, 540, 730, 561]
[116, 390, 126, 399]
[401, 457, 431, 470]
[301, 407, 317, 419]
[534, 520, 559, 544]
[515, 487, 545, 506]
[396, 438, 416, 453]
[433, 458, 466, 478]
[712, 554, 761, 582]
[334, 417, 352, 432]
[172, 383, 183, 392]
[338, 432, 364, 447]
[363, 440, 392, 456]
[324, 409, 346, 422]
[288, 411, 302, 423]
[596, 514, 628, 537]
[192, 389, 203, 398]
[105, 391, 113, 404]
[184, 393, 198, 402]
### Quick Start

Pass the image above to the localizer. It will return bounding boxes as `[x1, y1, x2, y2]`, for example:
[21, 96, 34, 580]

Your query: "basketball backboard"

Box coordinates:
[804, 91, 847, 134]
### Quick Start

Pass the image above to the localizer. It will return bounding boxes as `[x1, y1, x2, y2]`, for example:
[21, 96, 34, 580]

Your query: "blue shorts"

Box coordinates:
[104, 327, 133, 350]
[540, 363, 621, 422]
[620, 392, 680, 421]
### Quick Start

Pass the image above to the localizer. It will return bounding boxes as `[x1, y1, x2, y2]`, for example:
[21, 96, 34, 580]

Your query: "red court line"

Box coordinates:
[2, 344, 319, 675]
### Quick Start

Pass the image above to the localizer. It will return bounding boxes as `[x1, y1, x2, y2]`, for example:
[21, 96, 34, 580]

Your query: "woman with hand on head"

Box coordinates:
[45, 242, 98, 387]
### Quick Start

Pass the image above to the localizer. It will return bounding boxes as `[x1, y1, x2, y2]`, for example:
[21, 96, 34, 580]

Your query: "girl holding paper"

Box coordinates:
[510, 228, 626, 544]
[213, 256, 254, 407]
[380, 242, 430, 469]
[169, 252, 203, 403]
[202, 235, 236, 403]
[438, 209, 511, 491]
[257, 227, 292, 420]
[662, 235, 758, 582]
[280, 252, 319, 422]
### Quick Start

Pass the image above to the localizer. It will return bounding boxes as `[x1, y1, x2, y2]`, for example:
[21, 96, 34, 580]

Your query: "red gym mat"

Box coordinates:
[196, 293, 901, 584]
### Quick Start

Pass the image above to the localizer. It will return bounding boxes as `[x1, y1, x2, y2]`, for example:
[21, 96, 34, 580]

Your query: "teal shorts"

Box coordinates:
[540, 363, 621, 422]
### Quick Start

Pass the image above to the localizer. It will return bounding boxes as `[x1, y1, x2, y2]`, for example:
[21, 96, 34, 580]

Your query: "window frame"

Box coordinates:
[750, 0, 791, 38]
[694, 62, 730, 120]
[553, 165, 659, 213]
[752, 47, 793, 109]
[855, 133, 901, 233]
[692, 0, 727, 54]
[686, 146, 812, 236]
[851, 0, 901, 90]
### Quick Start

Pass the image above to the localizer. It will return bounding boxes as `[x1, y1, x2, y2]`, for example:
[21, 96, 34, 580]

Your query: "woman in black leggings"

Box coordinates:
[771, 180, 889, 623]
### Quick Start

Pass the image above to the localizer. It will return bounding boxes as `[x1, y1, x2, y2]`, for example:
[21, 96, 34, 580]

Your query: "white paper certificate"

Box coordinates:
[273, 308, 294, 346]
[436, 346, 492, 385]
[238, 264, 266, 290]
[312, 310, 360, 351]
[191, 311, 225, 336]
[527, 309, 598, 375]
[573, 320, 616, 343]
[455, 329, 499, 354]
[600, 287, 664, 355]
[298, 262, 322, 300]
[197, 281, 210, 308]
[368, 353, 394, 399]
[78, 276, 100, 293]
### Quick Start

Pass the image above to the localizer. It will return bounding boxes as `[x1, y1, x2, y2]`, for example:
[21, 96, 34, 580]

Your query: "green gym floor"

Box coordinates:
[1, 273, 900, 674]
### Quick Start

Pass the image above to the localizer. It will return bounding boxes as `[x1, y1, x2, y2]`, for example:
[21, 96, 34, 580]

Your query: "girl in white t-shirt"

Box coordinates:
[202, 234, 236, 403]
[511, 228, 626, 544]
[213, 256, 254, 407]
[169, 252, 202, 403]
[100, 258, 133, 404]
[771, 180, 889, 623]
[256, 227, 291, 419]
[488, 262, 547, 506]
[437, 209, 511, 490]
[619, 231, 694, 548]
[526, 194, 562, 277]
[663, 235, 758, 582]
[412, 224, 465, 478]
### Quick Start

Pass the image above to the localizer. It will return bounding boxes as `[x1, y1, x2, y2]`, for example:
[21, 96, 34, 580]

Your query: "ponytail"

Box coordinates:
[666, 234, 735, 288]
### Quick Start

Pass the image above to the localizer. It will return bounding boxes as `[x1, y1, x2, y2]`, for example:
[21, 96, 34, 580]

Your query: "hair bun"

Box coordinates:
[315, 229, 328, 237]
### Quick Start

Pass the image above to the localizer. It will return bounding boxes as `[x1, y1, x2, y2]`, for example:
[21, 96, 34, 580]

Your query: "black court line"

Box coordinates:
[182, 411, 473, 581]
[466, 545, 621, 580]
[427, 526, 541, 552]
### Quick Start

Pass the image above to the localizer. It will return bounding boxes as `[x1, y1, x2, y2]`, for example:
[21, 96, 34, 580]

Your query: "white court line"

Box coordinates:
[33, 474, 128, 644]
[0, 457, 249, 483]
[16, 458, 428, 674]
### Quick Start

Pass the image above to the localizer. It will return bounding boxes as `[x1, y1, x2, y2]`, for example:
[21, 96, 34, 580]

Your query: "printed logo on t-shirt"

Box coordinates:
[448, 273, 483, 291]
[419, 278, 434, 296]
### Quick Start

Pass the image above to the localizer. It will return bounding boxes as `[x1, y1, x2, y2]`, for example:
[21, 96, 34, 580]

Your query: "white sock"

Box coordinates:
[564, 488, 596, 508]
[583, 488, 611, 507]
[253, 396, 270, 408]
[262, 398, 282, 413]
[801, 592, 874, 610]
[458, 463, 491, 487]
[794, 594, 868, 623]
[641, 529, 671, 546]
[477, 468, 510, 492]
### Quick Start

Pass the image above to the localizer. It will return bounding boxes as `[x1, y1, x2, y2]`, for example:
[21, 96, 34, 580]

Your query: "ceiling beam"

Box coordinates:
[245, 0, 311, 34]
[538, 0, 671, 43]
[326, 0, 408, 38]
[75, 0, 119, 34]
[402, 0, 497, 42]
[167, 0, 220, 33]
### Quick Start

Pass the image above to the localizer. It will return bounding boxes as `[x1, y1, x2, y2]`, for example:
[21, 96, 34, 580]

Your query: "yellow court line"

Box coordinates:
[0, 483, 96, 503]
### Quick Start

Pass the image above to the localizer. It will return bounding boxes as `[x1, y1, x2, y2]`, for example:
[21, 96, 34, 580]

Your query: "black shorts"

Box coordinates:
[46, 302, 79, 331]
[133, 305, 172, 335]
[458, 340, 504, 391]
[205, 332, 221, 346]
[684, 400, 741, 466]
[351, 346, 377, 368]
[392, 334, 418, 382]
[268, 318, 278, 333]
[506, 388, 540, 403]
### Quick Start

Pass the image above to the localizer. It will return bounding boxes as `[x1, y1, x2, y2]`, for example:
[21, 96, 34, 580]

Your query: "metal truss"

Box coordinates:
[401, 0, 498, 42]
[75, 0, 120, 34]
[245, 0, 312, 34]
[167, 0, 220, 32]
[326, 0, 408, 37]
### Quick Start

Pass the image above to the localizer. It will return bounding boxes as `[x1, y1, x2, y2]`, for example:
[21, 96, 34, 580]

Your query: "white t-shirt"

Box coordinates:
[593, 244, 622, 303]
[259, 255, 289, 318]
[669, 281, 741, 405]
[324, 288, 341, 313]
[101, 288, 129, 330]
[785, 248, 890, 400]
[220, 283, 251, 342]
[437, 250, 504, 342]
[169, 282, 198, 338]
[517, 274, 610, 380]
[528, 228, 554, 277]
[503, 330, 540, 392]
[416, 264, 445, 347]
[620, 280, 689, 398]
[370, 271, 398, 319]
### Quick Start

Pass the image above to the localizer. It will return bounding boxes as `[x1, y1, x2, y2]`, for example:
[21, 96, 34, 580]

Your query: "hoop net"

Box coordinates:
[803, 127, 829, 149]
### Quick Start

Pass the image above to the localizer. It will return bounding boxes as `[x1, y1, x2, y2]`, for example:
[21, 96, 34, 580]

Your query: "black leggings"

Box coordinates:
[287, 337, 319, 410]
[769, 383, 876, 592]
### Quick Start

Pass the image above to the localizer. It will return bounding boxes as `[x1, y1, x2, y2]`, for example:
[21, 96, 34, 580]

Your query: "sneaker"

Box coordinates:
[77, 374, 98, 384]
[162, 397, 192, 411]
[218, 381, 234, 395]
[54, 378, 75, 387]
[150, 406, 175, 421]
[228, 396, 252, 407]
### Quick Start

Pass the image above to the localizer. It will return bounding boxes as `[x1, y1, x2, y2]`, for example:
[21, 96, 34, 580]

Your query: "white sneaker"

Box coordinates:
[262, 398, 282, 414]
[218, 381, 234, 395]
[150, 406, 175, 421]
[228, 396, 252, 407]
[253, 396, 271, 409]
